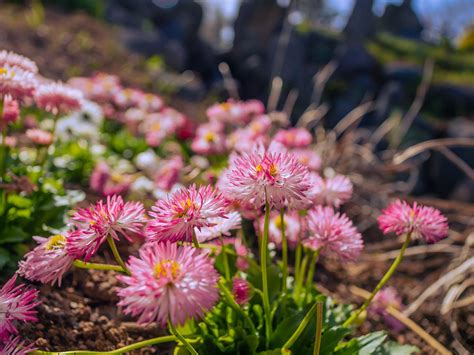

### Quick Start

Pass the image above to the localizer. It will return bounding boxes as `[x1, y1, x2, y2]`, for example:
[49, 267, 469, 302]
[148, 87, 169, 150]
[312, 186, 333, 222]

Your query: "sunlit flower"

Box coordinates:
[207, 99, 264, 125]
[68, 195, 146, 260]
[18, 234, 75, 286]
[196, 211, 242, 242]
[146, 184, 229, 243]
[256, 211, 302, 249]
[273, 128, 312, 148]
[143, 110, 180, 147]
[377, 200, 448, 243]
[34, 82, 83, 114]
[303, 206, 363, 261]
[221, 145, 311, 209]
[0, 50, 38, 73]
[117, 242, 219, 326]
[90, 161, 130, 196]
[368, 287, 405, 332]
[2, 97, 19, 124]
[25, 128, 53, 146]
[0, 275, 38, 342]
[191, 122, 226, 155]
[226, 115, 272, 152]
[0, 66, 37, 101]
[233, 278, 251, 306]
[154, 155, 184, 191]
[292, 149, 321, 171]
[308, 173, 353, 208]
[1, 336, 36, 355]
[68, 73, 121, 104]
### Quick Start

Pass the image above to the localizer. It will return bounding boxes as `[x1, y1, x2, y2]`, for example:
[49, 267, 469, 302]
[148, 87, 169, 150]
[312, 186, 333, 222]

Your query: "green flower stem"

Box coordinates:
[280, 208, 288, 294]
[305, 249, 320, 300]
[192, 229, 200, 248]
[33, 335, 177, 354]
[282, 301, 318, 351]
[294, 242, 302, 284]
[169, 320, 198, 355]
[313, 302, 323, 355]
[73, 260, 126, 273]
[0, 98, 6, 180]
[294, 254, 309, 303]
[261, 198, 272, 345]
[106, 236, 131, 276]
[219, 236, 231, 280]
[343, 232, 412, 327]
[218, 279, 258, 335]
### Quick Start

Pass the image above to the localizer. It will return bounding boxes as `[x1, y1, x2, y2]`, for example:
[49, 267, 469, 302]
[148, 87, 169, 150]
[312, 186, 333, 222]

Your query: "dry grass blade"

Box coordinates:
[333, 101, 375, 137]
[283, 88, 299, 119]
[267, 76, 283, 112]
[435, 146, 474, 180]
[404, 257, 474, 316]
[391, 59, 434, 149]
[311, 60, 338, 106]
[296, 104, 329, 129]
[218, 62, 240, 100]
[393, 138, 474, 165]
[349, 286, 452, 355]
[367, 243, 462, 261]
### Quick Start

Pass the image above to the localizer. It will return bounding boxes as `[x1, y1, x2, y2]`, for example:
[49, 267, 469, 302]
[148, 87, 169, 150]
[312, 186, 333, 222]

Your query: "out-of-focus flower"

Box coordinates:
[138, 93, 164, 112]
[90, 161, 130, 196]
[273, 128, 312, 148]
[3, 136, 17, 148]
[191, 122, 226, 155]
[233, 278, 251, 306]
[68, 195, 146, 260]
[154, 155, 184, 191]
[368, 287, 405, 332]
[143, 109, 181, 147]
[0, 66, 37, 101]
[303, 206, 363, 261]
[0, 275, 38, 342]
[113, 88, 144, 109]
[56, 100, 104, 141]
[1, 336, 37, 355]
[117, 242, 219, 326]
[292, 149, 321, 171]
[68, 73, 121, 104]
[18, 234, 75, 286]
[2, 97, 19, 124]
[0, 50, 38, 73]
[221, 144, 311, 209]
[34, 82, 83, 114]
[226, 115, 272, 152]
[196, 211, 242, 243]
[308, 173, 353, 208]
[377, 200, 448, 243]
[146, 184, 229, 243]
[207, 99, 264, 125]
[26, 129, 53, 146]
[256, 211, 302, 249]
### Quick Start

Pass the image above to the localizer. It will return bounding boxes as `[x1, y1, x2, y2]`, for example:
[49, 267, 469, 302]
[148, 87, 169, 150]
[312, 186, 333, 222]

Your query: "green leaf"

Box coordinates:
[7, 194, 32, 208]
[357, 331, 387, 355]
[372, 341, 419, 355]
[0, 226, 29, 245]
[320, 326, 351, 355]
[0, 247, 11, 269]
[270, 307, 307, 347]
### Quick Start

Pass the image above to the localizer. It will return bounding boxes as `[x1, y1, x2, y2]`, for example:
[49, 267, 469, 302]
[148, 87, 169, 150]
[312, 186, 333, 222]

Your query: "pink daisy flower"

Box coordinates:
[292, 149, 322, 171]
[113, 88, 144, 109]
[273, 128, 312, 148]
[1, 336, 36, 355]
[256, 211, 302, 249]
[2, 97, 19, 124]
[191, 122, 226, 155]
[0, 275, 39, 342]
[18, 234, 75, 286]
[0, 66, 37, 101]
[154, 155, 184, 191]
[308, 173, 353, 208]
[90, 161, 131, 197]
[143, 111, 178, 147]
[195, 211, 242, 243]
[117, 242, 219, 326]
[67, 195, 147, 260]
[226, 115, 272, 152]
[138, 93, 164, 113]
[0, 50, 38, 73]
[146, 184, 229, 243]
[34, 82, 83, 114]
[377, 200, 448, 243]
[221, 145, 311, 209]
[368, 287, 405, 332]
[68, 73, 121, 104]
[303, 206, 363, 261]
[25, 129, 53, 146]
[233, 278, 251, 306]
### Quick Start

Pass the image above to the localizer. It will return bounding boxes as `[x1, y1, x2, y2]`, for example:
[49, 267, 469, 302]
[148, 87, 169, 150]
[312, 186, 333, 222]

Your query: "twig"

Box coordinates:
[393, 138, 474, 165]
[366, 244, 462, 261]
[391, 59, 434, 149]
[283, 88, 299, 120]
[404, 257, 474, 316]
[311, 60, 338, 106]
[267, 76, 283, 112]
[296, 104, 329, 129]
[349, 286, 452, 355]
[334, 101, 375, 137]
[218, 62, 240, 100]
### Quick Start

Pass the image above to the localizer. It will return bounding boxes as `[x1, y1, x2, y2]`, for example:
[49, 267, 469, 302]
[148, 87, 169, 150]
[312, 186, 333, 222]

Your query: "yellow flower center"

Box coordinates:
[174, 198, 194, 218]
[45, 234, 66, 250]
[204, 132, 215, 143]
[154, 259, 181, 280]
[268, 163, 278, 177]
[220, 102, 232, 111]
[274, 216, 283, 231]
[0, 68, 7, 75]
[151, 122, 161, 131]
[255, 164, 263, 173]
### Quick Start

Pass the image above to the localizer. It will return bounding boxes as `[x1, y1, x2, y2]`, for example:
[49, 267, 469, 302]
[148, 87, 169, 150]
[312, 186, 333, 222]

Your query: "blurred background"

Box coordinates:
[1, 0, 473, 202]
